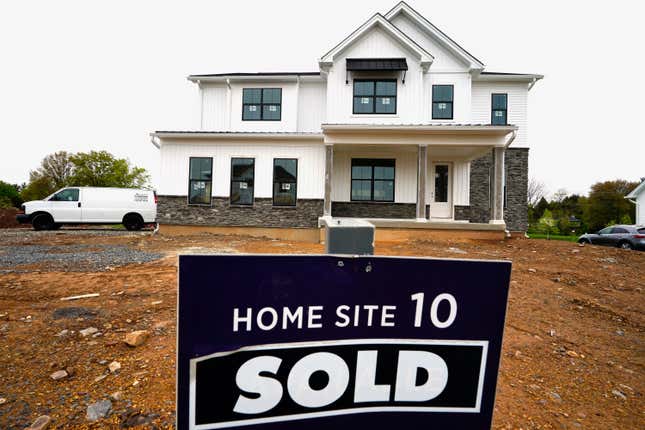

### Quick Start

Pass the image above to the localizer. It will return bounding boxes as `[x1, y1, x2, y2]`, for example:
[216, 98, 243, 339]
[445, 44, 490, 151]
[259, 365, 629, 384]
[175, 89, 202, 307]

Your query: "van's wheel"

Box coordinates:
[123, 213, 144, 231]
[32, 214, 55, 231]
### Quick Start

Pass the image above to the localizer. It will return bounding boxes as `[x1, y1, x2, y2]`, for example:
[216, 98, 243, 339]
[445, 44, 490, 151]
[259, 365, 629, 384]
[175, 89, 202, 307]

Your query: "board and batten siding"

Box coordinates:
[472, 81, 529, 147]
[158, 141, 325, 199]
[297, 81, 327, 132]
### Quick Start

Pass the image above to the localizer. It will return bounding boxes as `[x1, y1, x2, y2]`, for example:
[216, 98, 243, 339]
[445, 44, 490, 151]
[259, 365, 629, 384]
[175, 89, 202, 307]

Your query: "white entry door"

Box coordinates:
[430, 163, 452, 219]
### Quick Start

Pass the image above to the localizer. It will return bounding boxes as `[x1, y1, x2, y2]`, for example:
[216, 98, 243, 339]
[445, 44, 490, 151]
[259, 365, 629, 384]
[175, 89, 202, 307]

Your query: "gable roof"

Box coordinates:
[384, 1, 484, 71]
[319, 13, 434, 71]
[626, 179, 645, 199]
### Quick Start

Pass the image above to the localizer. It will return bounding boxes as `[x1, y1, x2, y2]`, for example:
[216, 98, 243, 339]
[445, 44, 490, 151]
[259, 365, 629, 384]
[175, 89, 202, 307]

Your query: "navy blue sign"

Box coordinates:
[178, 255, 511, 429]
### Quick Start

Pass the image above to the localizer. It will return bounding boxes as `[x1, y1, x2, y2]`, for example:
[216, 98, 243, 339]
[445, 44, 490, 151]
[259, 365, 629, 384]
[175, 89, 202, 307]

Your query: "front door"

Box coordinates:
[430, 163, 452, 219]
[47, 187, 82, 222]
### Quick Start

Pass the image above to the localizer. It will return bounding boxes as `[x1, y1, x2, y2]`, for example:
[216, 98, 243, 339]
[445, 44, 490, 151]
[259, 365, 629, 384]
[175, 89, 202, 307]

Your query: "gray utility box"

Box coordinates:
[325, 219, 375, 255]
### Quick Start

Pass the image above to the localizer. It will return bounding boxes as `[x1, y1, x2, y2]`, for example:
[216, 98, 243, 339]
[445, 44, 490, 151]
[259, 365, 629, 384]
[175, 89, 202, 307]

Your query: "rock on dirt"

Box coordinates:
[86, 399, 112, 421]
[79, 327, 99, 337]
[26, 415, 51, 430]
[124, 330, 149, 347]
[50, 370, 68, 380]
[108, 361, 121, 373]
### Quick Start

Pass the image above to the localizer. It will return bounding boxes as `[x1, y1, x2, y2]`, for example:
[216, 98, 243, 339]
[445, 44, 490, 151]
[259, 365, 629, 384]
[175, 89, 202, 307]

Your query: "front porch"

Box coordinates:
[320, 124, 517, 230]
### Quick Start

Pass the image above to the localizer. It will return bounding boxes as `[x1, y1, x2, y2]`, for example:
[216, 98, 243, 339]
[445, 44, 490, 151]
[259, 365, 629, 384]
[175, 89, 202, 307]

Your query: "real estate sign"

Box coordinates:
[177, 255, 511, 429]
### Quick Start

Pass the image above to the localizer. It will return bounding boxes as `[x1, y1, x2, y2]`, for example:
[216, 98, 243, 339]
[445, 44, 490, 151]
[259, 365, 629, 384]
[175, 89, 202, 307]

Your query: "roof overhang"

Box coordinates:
[346, 58, 408, 71]
[150, 131, 324, 141]
[384, 2, 484, 71]
[187, 73, 323, 84]
[321, 123, 517, 149]
[319, 13, 433, 72]
[625, 180, 645, 199]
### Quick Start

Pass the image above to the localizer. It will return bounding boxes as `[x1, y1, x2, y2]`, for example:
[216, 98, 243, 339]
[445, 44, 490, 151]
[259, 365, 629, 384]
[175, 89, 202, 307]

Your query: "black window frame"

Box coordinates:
[491, 93, 508, 125]
[432, 84, 454, 120]
[230, 157, 255, 206]
[350, 158, 396, 202]
[272, 158, 298, 207]
[242, 88, 282, 121]
[352, 79, 397, 115]
[187, 157, 213, 206]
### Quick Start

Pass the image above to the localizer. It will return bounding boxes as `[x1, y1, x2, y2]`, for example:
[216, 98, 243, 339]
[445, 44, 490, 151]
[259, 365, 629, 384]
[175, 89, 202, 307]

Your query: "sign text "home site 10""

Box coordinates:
[177, 255, 511, 430]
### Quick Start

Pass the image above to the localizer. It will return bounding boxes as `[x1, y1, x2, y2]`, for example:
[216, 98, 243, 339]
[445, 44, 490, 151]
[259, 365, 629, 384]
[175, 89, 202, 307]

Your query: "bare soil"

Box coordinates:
[0, 230, 642, 429]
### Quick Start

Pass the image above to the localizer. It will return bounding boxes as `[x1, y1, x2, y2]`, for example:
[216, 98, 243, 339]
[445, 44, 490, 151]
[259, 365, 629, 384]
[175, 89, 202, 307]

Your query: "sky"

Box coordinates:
[1, 0, 643, 197]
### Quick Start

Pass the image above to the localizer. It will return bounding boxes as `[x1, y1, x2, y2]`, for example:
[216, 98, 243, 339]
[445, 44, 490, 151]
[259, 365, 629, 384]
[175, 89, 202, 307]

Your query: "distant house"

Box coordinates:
[626, 179, 645, 225]
[150, 1, 542, 240]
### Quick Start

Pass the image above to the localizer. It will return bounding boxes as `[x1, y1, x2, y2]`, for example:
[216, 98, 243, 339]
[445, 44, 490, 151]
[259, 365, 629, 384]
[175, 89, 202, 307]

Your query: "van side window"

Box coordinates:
[52, 188, 79, 201]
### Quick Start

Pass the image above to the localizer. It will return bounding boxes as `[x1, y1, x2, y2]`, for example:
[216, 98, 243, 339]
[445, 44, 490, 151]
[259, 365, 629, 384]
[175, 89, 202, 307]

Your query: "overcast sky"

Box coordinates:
[1, 0, 643, 196]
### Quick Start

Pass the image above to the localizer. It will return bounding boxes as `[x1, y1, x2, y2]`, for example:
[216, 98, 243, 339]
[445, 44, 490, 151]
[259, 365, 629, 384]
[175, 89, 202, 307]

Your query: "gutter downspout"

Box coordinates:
[226, 78, 232, 130]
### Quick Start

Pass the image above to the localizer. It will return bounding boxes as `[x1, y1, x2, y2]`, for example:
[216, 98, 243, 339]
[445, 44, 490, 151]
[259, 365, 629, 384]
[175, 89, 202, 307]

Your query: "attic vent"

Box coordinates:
[345, 58, 408, 84]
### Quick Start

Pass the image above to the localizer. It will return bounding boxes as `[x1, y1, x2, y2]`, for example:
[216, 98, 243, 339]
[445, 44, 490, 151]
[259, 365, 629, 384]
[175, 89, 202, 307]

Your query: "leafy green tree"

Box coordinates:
[583, 180, 638, 231]
[537, 209, 559, 238]
[619, 213, 632, 225]
[0, 181, 22, 207]
[20, 151, 74, 200]
[20, 176, 56, 201]
[69, 151, 149, 188]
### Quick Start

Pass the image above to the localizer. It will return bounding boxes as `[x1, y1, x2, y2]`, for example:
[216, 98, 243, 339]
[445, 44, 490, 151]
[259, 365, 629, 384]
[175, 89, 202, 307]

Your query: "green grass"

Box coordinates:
[527, 233, 579, 242]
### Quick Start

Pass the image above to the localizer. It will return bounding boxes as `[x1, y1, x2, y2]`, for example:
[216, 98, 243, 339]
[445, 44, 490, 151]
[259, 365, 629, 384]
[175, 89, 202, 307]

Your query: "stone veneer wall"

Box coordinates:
[468, 147, 529, 231]
[157, 196, 323, 228]
[331, 202, 416, 219]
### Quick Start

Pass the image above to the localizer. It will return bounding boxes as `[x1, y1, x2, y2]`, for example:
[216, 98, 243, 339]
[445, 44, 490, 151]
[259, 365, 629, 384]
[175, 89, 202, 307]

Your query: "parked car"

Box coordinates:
[577, 225, 645, 250]
[16, 187, 157, 231]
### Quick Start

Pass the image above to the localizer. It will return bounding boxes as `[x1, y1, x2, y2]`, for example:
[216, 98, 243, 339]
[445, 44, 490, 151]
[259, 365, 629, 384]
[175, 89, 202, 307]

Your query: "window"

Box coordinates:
[598, 227, 612, 235]
[188, 157, 212, 205]
[491, 93, 508, 125]
[242, 88, 281, 121]
[230, 158, 255, 205]
[353, 80, 397, 114]
[612, 227, 628, 234]
[432, 85, 454, 119]
[351, 159, 395, 202]
[50, 188, 79, 202]
[273, 158, 298, 207]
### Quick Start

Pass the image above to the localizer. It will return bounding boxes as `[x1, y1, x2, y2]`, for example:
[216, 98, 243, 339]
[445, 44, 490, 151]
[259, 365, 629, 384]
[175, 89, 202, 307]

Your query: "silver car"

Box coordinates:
[578, 225, 645, 250]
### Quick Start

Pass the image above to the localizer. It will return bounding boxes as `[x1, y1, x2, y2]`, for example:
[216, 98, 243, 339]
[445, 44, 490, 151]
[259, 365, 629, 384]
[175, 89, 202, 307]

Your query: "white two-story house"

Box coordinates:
[151, 1, 542, 241]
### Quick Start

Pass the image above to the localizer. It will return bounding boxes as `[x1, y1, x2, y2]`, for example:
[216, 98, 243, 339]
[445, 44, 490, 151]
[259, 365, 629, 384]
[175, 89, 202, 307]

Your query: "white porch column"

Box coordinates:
[490, 146, 505, 224]
[323, 144, 333, 217]
[416, 144, 428, 221]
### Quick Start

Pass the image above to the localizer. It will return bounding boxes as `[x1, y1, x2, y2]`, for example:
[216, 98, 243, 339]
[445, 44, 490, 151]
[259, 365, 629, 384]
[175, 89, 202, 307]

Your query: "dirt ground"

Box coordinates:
[0, 229, 642, 429]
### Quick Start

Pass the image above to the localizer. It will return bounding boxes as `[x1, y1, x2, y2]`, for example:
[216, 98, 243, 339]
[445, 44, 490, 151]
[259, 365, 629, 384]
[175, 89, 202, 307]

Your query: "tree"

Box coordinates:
[551, 188, 568, 204]
[20, 151, 74, 200]
[583, 179, 638, 231]
[69, 151, 149, 188]
[527, 178, 546, 207]
[537, 209, 559, 238]
[0, 181, 22, 208]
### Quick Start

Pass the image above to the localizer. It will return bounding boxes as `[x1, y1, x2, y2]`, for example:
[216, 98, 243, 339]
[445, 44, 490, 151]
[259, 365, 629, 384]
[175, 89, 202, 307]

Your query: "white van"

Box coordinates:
[17, 187, 157, 231]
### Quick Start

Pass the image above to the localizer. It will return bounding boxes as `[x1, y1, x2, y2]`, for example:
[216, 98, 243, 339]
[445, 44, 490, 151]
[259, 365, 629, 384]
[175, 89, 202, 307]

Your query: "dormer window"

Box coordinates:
[432, 85, 454, 120]
[242, 88, 282, 121]
[353, 80, 397, 114]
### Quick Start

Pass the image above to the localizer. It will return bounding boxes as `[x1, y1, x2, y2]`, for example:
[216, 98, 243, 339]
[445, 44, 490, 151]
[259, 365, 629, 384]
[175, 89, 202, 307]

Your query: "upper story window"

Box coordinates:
[273, 158, 298, 207]
[432, 85, 454, 120]
[188, 157, 212, 205]
[230, 158, 255, 205]
[242, 88, 282, 121]
[491, 93, 508, 125]
[353, 80, 397, 114]
[351, 158, 395, 202]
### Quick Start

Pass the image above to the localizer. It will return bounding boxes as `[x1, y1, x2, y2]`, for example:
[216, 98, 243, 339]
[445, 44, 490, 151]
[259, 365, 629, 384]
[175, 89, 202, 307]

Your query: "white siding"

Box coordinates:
[452, 161, 470, 205]
[331, 148, 418, 203]
[298, 81, 326, 132]
[158, 141, 325, 198]
[200, 84, 228, 130]
[229, 82, 299, 132]
[423, 73, 472, 123]
[636, 193, 644, 226]
[389, 14, 470, 72]
[472, 81, 529, 147]
[325, 27, 425, 125]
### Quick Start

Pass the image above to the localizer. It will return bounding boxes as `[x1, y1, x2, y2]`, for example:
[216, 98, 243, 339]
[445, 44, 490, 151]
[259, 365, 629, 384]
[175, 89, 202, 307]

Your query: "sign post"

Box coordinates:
[177, 255, 511, 429]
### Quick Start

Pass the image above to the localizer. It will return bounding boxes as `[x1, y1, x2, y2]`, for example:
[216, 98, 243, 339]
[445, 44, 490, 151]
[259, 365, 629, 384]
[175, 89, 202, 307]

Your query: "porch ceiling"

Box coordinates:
[332, 143, 491, 160]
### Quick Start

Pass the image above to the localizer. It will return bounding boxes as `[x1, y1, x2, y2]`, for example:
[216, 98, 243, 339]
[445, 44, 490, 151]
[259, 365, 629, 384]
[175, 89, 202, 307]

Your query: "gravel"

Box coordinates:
[0, 244, 162, 272]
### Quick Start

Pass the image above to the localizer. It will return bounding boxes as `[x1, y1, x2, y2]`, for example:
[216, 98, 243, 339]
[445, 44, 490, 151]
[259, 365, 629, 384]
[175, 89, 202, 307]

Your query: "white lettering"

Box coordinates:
[364, 305, 378, 327]
[394, 351, 448, 402]
[354, 350, 390, 402]
[282, 306, 303, 329]
[335, 305, 350, 328]
[430, 293, 457, 329]
[257, 307, 278, 331]
[233, 356, 283, 414]
[381, 305, 396, 327]
[287, 352, 349, 408]
[233, 307, 252, 332]
[308, 306, 323, 328]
